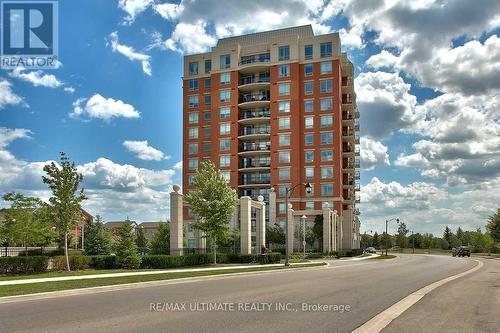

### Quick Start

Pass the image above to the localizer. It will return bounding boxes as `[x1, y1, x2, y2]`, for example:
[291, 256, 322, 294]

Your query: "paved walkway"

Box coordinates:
[0, 253, 378, 286]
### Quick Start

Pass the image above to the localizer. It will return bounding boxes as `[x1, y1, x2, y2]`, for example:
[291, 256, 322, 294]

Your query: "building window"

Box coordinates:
[278, 100, 290, 113]
[305, 133, 314, 145]
[304, 81, 313, 95]
[219, 89, 231, 102]
[219, 155, 230, 167]
[304, 100, 313, 112]
[220, 123, 231, 135]
[305, 150, 314, 163]
[305, 116, 314, 129]
[203, 142, 211, 153]
[220, 54, 230, 69]
[188, 127, 198, 139]
[279, 117, 290, 129]
[320, 79, 332, 93]
[304, 63, 313, 76]
[203, 126, 211, 137]
[188, 143, 198, 155]
[188, 61, 198, 75]
[278, 45, 290, 61]
[320, 61, 332, 74]
[204, 77, 211, 88]
[219, 72, 230, 85]
[278, 64, 290, 77]
[278, 82, 290, 96]
[320, 97, 333, 111]
[305, 201, 315, 210]
[279, 151, 290, 163]
[220, 139, 231, 151]
[188, 79, 198, 91]
[279, 168, 290, 180]
[321, 183, 333, 196]
[278, 185, 288, 197]
[320, 42, 332, 57]
[321, 167, 333, 179]
[219, 107, 230, 119]
[188, 174, 195, 185]
[205, 59, 211, 73]
[188, 158, 198, 170]
[220, 171, 230, 182]
[188, 112, 198, 124]
[203, 111, 211, 122]
[188, 95, 199, 108]
[278, 134, 290, 146]
[305, 167, 314, 179]
[320, 115, 333, 128]
[204, 94, 211, 105]
[321, 149, 333, 161]
[321, 132, 333, 144]
[278, 202, 286, 213]
[304, 44, 313, 60]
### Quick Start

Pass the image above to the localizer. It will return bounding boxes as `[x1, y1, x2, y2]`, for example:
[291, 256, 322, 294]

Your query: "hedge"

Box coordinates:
[52, 255, 91, 271]
[88, 255, 118, 269]
[0, 256, 49, 275]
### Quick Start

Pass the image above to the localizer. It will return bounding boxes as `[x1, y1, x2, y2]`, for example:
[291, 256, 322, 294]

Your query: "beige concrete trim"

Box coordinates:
[351, 259, 483, 333]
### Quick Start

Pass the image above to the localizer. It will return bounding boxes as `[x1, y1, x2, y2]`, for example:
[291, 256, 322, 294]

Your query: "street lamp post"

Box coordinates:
[301, 215, 307, 257]
[411, 230, 415, 254]
[284, 182, 312, 266]
[385, 217, 399, 256]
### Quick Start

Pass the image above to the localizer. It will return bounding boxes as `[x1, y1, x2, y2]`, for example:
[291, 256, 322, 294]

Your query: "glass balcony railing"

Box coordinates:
[240, 109, 270, 119]
[240, 142, 271, 152]
[239, 75, 270, 85]
[239, 53, 271, 65]
[239, 92, 270, 103]
[241, 175, 271, 185]
[240, 158, 271, 168]
[240, 127, 270, 136]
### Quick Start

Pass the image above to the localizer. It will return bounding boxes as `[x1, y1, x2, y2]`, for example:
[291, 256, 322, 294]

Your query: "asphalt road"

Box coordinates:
[0, 254, 481, 333]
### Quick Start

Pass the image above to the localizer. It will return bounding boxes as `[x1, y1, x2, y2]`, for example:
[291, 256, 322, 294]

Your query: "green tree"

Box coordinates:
[312, 215, 323, 250]
[184, 161, 237, 264]
[421, 233, 434, 249]
[396, 222, 409, 248]
[84, 215, 113, 255]
[2, 192, 55, 251]
[372, 232, 379, 249]
[135, 226, 149, 254]
[381, 232, 392, 252]
[266, 224, 285, 247]
[486, 208, 500, 242]
[42, 152, 87, 271]
[361, 233, 372, 249]
[150, 223, 170, 254]
[456, 227, 465, 245]
[443, 226, 453, 249]
[116, 223, 141, 268]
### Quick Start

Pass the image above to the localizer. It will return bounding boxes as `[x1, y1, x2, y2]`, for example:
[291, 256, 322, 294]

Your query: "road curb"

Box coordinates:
[351, 259, 483, 333]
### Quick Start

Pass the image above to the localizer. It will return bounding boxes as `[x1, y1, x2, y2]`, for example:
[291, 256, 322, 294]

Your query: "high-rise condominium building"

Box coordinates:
[182, 25, 360, 250]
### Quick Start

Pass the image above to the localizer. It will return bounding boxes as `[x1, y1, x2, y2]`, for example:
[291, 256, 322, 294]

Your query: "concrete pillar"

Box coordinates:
[255, 195, 266, 252]
[169, 185, 183, 256]
[287, 204, 294, 254]
[332, 210, 337, 251]
[342, 210, 353, 250]
[195, 229, 206, 252]
[322, 203, 331, 253]
[269, 188, 276, 226]
[240, 196, 252, 255]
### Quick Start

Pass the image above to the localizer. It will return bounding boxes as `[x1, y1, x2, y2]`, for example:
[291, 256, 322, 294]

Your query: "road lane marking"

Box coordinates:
[351, 259, 483, 333]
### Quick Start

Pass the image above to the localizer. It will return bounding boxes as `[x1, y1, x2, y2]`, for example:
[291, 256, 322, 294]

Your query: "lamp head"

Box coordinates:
[305, 182, 312, 194]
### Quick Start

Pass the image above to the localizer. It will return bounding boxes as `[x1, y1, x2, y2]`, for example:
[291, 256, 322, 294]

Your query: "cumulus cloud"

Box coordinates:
[0, 78, 25, 110]
[9, 68, 62, 88]
[108, 31, 152, 76]
[360, 137, 390, 171]
[70, 94, 140, 121]
[117, 0, 153, 24]
[123, 140, 170, 161]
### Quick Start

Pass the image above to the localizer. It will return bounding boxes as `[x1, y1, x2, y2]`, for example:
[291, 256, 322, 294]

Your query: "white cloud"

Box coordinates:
[70, 94, 140, 121]
[360, 137, 390, 171]
[117, 0, 153, 24]
[64, 86, 75, 94]
[366, 50, 399, 69]
[123, 140, 170, 161]
[165, 22, 217, 54]
[0, 127, 32, 149]
[9, 68, 62, 88]
[108, 31, 152, 76]
[0, 78, 25, 110]
[173, 161, 182, 170]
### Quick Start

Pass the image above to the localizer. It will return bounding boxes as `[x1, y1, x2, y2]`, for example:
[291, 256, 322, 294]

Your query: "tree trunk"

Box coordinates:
[64, 232, 71, 271]
[213, 235, 217, 265]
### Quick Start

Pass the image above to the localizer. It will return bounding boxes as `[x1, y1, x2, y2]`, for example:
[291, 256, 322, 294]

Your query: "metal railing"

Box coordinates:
[239, 53, 271, 65]
[240, 109, 270, 119]
[239, 127, 271, 136]
[239, 75, 270, 85]
[240, 143, 271, 152]
[239, 92, 270, 103]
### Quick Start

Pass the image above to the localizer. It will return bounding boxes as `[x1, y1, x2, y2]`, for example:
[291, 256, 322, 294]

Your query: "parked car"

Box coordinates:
[453, 246, 470, 257]
[365, 247, 377, 253]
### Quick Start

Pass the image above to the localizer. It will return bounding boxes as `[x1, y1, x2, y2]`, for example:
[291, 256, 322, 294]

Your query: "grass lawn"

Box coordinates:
[369, 255, 397, 260]
[389, 248, 450, 255]
[0, 263, 325, 298]
[472, 253, 500, 258]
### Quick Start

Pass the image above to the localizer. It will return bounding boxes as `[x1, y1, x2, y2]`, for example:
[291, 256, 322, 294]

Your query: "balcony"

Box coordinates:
[354, 171, 360, 180]
[238, 109, 271, 125]
[238, 91, 270, 109]
[238, 142, 271, 156]
[342, 145, 360, 157]
[239, 158, 271, 172]
[238, 126, 271, 140]
[239, 173, 271, 187]
[239, 74, 270, 91]
[239, 53, 271, 74]
[342, 131, 360, 144]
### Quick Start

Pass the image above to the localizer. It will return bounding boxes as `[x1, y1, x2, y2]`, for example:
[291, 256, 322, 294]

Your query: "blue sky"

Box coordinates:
[1, 0, 499, 236]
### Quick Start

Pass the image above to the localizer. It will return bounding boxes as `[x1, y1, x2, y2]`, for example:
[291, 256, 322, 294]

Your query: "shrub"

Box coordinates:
[52, 255, 91, 271]
[258, 252, 282, 264]
[0, 256, 49, 275]
[116, 223, 141, 269]
[88, 255, 117, 269]
[227, 254, 256, 263]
